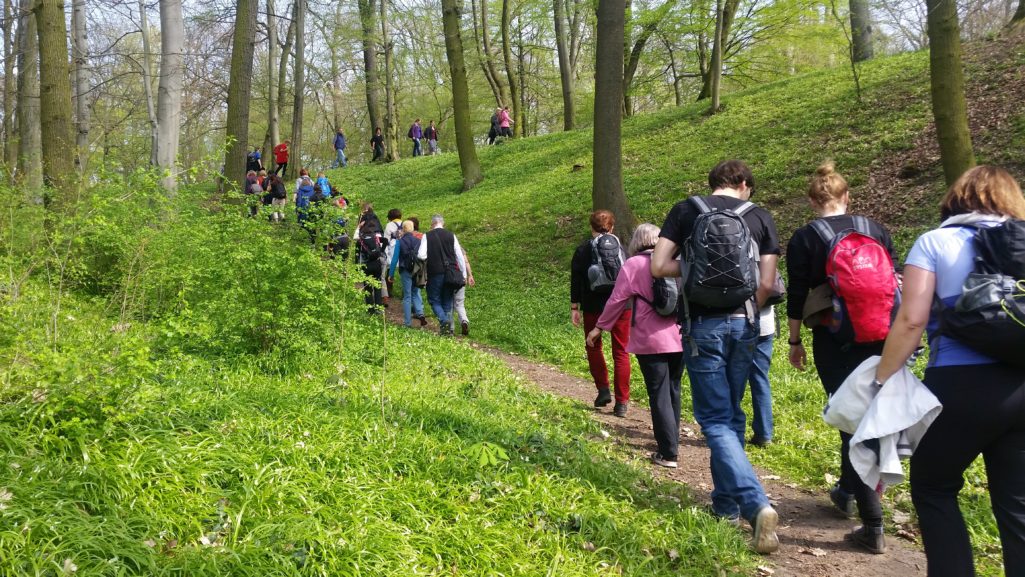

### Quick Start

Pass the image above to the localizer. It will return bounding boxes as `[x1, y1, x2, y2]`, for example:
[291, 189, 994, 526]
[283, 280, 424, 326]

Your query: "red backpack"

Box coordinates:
[810, 217, 899, 345]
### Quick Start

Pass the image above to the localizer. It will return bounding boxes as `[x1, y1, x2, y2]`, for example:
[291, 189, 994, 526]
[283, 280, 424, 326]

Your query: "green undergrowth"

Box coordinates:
[0, 183, 757, 575]
[332, 46, 1020, 575]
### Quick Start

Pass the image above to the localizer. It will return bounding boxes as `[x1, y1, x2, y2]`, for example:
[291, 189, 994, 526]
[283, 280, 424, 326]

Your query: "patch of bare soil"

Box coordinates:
[382, 299, 926, 576]
[859, 33, 1025, 228]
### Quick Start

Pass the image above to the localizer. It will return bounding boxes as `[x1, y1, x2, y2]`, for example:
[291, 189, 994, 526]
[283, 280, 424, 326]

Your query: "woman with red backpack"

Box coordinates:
[785, 161, 897, 554]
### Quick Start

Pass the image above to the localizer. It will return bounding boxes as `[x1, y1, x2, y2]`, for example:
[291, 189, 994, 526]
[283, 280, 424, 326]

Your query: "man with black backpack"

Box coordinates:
[417, 214, 466, 336]
[651, 159, 781, 554]
[356, 203, 387, 313]
[570, 210, 632, 417]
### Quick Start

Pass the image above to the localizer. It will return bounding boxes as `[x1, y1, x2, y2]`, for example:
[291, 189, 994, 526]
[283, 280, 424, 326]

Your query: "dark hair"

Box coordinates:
[940, 165, 1025, 220]
[387, 208, 402, 221]
[589, 209, 615, 233]
[409, 216, 420, 231]
[269, 174, 283, 185]
[708, 159, 755, 193]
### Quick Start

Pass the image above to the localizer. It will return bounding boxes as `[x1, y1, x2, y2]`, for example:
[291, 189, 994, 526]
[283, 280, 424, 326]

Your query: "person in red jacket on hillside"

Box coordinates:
[272, 140, 290, 176]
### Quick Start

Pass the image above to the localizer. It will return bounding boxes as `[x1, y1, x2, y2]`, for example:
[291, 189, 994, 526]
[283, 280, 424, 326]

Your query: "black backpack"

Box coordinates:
[636, 255, 681, 317]
[359, 231, 385, 263]
[680, 197, 760, 308]
[587, 233, 624, 292]
[400, 234, 420, 271]
[938, 220, 1025, 367]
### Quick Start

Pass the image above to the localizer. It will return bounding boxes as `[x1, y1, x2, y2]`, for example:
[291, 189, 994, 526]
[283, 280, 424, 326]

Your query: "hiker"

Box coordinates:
[383, 209, 403, 307]
[246, 147, 263, 172]
[356, 203, 387, 313]
[243, 170, 262, 217]
[315, 172, 332, 200]
[416, 214, 467, 336]
[450, 248, 474, 336]
[294, 175, 317, 241]
[265, 173, 287, 221]
[409, 119, 423, 157]
[294, 167, 310, 191]
[499, 106, 513, 138]
[272, 140, 289, 176]
[370, 127, 385, 162]
[488, 109, 500, 145]
[785, 162, 898, 553]
[570, 210, 631, 417]
[388, 220, 428, 327]
[650, 159, 781, 554]
[332, 128, 348, 168]
[874, 166, 1025, 575]
[424, 120, 439, 155]
[585, 223, 683, 466]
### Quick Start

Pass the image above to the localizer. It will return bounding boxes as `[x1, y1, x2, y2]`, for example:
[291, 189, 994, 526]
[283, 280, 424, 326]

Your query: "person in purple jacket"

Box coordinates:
[586, 223, 684, 468]
[408, 119, 423, 157]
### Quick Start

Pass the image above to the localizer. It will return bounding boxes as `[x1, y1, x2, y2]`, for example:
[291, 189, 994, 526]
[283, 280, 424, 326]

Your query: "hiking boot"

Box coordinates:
[751, 505, 780, 554]
[440, 324, 452, 337]
[461, 320, 469, 336]
[846, 526, 886, 554]
[593, 388, 612, 408]
[749, 436, 771, 448]
[830, 485, 857, 518]
[650, 452, 678, 468]
[613, 402, 628, 417]
[416, 315, 429, 327]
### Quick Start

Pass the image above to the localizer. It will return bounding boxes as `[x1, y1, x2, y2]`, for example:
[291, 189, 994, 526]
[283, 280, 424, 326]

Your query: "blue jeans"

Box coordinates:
[412, 138, 422, 157]
[400, 269, 424, 326]
[426, 274, 454, 325]
[748, 334, 774, 442]
[685, 315, 769, 521]
[333, 148, 347, 168]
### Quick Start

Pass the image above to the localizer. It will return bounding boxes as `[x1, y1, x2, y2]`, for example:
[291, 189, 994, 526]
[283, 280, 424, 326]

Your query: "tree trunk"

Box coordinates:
[380, 0, 398, 160]
[441, 0, 482, 190]
[1009, 0, 1024, 31]
[593, 0, 637, 240]
[271, 1, 295, 174]
[480, 0, 510, 106]
[516, 24, 527, 136]
[358, 0, 383, 135]
[926, 0, 975, 185]
[16, 0, 41, 191]
[501, 0, 521, 136]
[155, 0, 183, 193]
[662, 33, 683, 106]
[222, 0, 258, 193]
[553, 0, 575, 130]
[290, 0, 305, 178]
[3, 0, 16, 175]
[139, 0, 158, 166]
[708, 0, 723, 114]
[471, 0, 503, 107]
[623, 0, 675, 116]
[697, 0, 738, 101]
[329, 3, 344, 130]
[35, 0, 76, 207]
[266, 0, 279, 172]
[849, 0, 873, 62]
[71, 0, 89, 171]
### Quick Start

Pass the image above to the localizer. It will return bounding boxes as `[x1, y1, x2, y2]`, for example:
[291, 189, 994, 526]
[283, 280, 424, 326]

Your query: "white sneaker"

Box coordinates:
[752, 505, 779, 554]
[650, 452, 678, 468]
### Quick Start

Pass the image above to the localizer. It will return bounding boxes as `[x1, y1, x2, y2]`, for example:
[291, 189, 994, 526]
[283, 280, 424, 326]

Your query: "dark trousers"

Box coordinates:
[426, 273, 454, 325]
[911, 363, 1025, 577]
[273, 161, 287, 176]
[583, 311, 631, 404]
[363, 262, 383, 311]
[638, 353, 684, 459]
[812, 329, 884, 528]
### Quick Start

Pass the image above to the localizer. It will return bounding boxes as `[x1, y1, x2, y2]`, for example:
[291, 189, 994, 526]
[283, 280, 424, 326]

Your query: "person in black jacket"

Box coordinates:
[571, 210, 632, 416]
[786, 161, 897, 554]
[416, 214, 467, 336]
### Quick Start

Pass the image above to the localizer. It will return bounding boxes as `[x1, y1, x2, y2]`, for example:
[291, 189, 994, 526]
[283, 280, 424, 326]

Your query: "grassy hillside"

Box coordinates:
[333, 40, 1025, 575]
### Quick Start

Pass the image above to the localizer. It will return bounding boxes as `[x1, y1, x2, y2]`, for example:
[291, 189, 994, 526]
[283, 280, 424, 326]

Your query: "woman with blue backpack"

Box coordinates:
[387, 220, 428, 327]
[874, 166, 1025, 577]
[585, 223, 683, 468]
[785, 161, 897, 554]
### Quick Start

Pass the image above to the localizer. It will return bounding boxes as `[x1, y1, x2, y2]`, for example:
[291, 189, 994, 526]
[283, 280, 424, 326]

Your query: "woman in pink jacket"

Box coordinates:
[498, 106, 513, 137]
[586, 223, 684, 468]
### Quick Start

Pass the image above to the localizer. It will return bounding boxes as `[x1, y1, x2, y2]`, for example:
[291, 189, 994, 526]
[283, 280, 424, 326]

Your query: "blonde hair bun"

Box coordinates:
[815, 161, 837, 178]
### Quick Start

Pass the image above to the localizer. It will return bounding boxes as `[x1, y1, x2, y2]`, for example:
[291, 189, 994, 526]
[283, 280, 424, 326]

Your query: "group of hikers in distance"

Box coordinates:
[572, 159, 1025, 575]
[353, 204, 474, 337]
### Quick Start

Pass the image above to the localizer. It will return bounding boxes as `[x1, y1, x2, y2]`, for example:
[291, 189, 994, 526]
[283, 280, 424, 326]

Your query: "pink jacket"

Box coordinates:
[596, 252, 683, 355]
[499, 109, 511, 128]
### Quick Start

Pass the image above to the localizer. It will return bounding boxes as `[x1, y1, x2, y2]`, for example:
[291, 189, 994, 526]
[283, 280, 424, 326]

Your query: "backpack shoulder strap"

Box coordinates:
[733, 201, 755, 217]
[852, 216, 871, 236]
[689, 196, 712, 214]
[809, 219, 836, 245]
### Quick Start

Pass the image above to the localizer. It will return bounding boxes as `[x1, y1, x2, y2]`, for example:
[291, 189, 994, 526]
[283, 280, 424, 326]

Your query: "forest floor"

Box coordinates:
[382, 304, 927, 577]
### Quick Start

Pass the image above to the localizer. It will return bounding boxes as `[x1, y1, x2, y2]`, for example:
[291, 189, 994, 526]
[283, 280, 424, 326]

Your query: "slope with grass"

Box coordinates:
[333, 37, 1025, 575]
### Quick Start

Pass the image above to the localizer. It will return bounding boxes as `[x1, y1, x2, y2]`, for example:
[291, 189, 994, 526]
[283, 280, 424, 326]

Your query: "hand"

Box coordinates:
[585, 327, 601, 348]
[571, 309, 581, 327]
[467, 274, 476, 287]
[788, 343, 806, 371]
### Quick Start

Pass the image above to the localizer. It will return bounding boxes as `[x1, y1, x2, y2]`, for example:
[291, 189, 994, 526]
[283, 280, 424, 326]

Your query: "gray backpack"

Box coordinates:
[587, 233, 624, 292]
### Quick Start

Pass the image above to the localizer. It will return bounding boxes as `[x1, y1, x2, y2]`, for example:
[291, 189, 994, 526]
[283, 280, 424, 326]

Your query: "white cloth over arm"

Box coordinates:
[822, 356, 943, 490]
